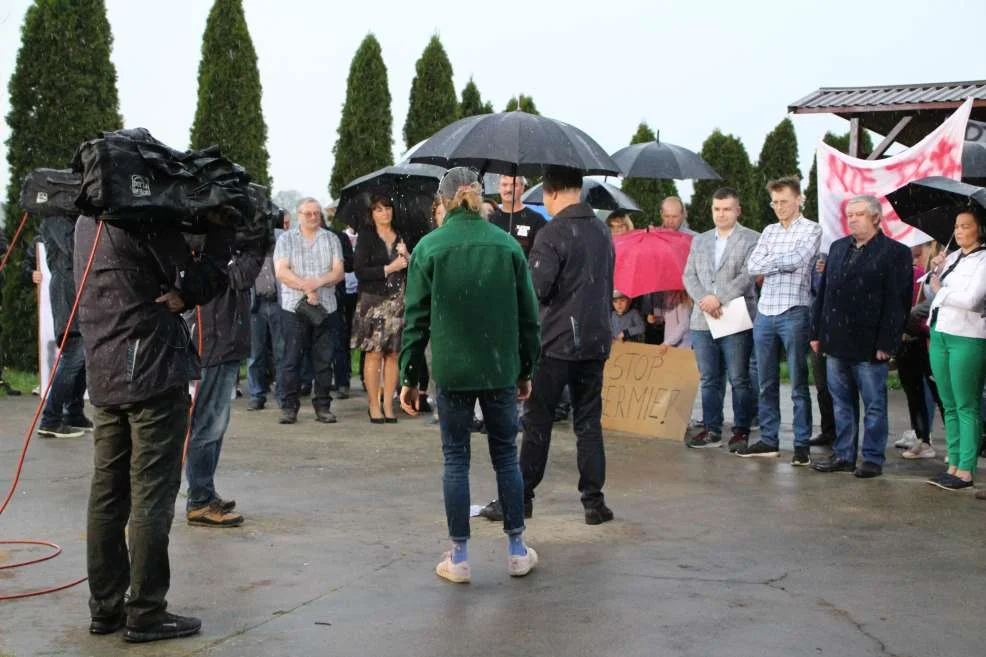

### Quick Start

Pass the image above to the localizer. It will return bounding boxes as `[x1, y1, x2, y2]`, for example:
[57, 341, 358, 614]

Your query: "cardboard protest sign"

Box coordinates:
[602, 341, 699, 440]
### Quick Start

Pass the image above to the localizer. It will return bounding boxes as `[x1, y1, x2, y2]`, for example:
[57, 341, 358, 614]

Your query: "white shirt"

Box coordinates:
[929, 248, 986, 340]
[713, 226, 735, 270]
[747, 216, 822, 316]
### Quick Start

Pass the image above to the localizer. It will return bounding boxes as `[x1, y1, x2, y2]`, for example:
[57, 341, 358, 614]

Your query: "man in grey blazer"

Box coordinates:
[682, 187, 760, 451]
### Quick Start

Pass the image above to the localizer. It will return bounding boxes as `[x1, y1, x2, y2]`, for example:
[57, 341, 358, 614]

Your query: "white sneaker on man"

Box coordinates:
[894, 430, 917, 449]
[508, 547, 539, 577]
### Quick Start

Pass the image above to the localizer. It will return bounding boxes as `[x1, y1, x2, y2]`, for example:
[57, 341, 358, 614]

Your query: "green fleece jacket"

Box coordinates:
[399, 207, 541, 391]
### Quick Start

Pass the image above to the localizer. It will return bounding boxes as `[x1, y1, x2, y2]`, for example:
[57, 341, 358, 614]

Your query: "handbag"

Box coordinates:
[295, 296, 329, 327]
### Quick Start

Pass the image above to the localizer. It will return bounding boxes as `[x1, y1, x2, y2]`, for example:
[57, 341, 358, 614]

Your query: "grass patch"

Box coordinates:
[0, 369, 39, 396]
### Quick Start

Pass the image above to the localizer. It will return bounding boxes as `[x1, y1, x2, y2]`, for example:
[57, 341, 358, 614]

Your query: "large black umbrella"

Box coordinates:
[408, 111, 620, 177]
[886, 176, 986, 246]
[336, 162, 443, 231]
[962, 141, 986, 185]
[611, 140, 720, 180]
[522, 179, 641, 213]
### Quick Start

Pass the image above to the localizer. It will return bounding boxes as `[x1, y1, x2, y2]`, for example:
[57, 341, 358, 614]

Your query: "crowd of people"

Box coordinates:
[10, 163, 986, 642]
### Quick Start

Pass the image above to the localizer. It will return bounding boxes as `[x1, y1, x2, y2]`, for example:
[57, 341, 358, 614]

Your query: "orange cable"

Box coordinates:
[0, 212, 29, 275]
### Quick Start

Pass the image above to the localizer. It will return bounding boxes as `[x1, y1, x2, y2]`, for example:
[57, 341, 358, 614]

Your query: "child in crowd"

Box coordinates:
[611, 290, 645, 342]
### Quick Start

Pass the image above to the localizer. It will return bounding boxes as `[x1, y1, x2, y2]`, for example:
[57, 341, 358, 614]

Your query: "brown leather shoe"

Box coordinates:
[187, 500, 244, 527]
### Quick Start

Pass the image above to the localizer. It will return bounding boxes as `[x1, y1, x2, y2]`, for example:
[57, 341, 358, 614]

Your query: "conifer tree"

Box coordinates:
[505, 94, 539, 114]
[189, 0, 271, 186]
[403, 35, 458, 149]
[753, 118, 799, 230]
[689, 130, 756, 233]
[2, 0, 122, 371]
[459, 78, 493, 117]
[329, 34, 393, 198]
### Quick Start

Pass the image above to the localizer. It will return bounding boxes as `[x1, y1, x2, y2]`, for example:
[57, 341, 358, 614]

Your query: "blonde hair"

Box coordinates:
[441, 182, 483, 214]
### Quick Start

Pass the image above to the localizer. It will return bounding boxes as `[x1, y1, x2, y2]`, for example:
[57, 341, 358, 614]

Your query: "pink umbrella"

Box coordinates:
[612, 228, 693, 298]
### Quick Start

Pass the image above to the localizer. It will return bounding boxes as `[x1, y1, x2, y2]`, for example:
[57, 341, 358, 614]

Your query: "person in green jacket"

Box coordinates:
[399, 167, 541, 583]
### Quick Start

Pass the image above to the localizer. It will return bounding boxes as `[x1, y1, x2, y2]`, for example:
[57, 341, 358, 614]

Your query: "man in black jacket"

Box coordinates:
[809, 195, 912, 478]
[32, 215, 90, 438]
[76, 216, 230, 643]
[185, 236, 264, 527]
[499, 166, 616, 524]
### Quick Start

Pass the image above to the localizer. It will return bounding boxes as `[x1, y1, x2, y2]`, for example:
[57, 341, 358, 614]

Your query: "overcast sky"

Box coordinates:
[1, 0, 984, 207]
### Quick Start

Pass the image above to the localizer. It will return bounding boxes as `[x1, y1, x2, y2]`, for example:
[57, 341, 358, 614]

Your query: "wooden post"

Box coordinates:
[867, 116, 913, 160]
[848, 117, 861, 158]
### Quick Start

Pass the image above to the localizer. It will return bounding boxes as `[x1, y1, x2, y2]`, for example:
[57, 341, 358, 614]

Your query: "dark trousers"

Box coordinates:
[898, 337, 943, 441]
[246, 297, 284, 405]
[812, 351, 836, 437]
[520, 356, 606, 509]
[333, 293, 357, 388]
[87, 386, 190, 627]
[40, 333, 87, 427]
[281, 308, 339, 412]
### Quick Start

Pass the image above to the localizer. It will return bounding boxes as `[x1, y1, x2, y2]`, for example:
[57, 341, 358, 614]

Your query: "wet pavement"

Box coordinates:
[0, 386, 983, 657]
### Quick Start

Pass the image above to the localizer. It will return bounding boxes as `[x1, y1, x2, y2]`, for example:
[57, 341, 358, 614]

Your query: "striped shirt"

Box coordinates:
[273, 227, 343, 314]
[747, 216, 821, 316]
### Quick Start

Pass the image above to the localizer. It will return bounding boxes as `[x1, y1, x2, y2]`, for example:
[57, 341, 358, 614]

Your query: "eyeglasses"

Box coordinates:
[298, 211, 322, 218]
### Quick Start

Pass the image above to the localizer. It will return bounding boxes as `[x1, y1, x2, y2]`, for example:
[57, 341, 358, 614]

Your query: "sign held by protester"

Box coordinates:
[602, 342, 699, 439]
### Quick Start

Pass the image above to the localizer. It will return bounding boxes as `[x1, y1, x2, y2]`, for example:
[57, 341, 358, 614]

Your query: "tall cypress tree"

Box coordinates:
[459, 78, 493, 117]
[189, 0, 271, 186]
[689, 130, 756, 233]
[803, 130, 873, 220]
[619, 123, 679, 227]
[330, 34, 393, 198]
[753, 118, 800, 230]
[2, 0, 122, 371]
[505, 94, 539, 114]
[403, 35, 458, 149]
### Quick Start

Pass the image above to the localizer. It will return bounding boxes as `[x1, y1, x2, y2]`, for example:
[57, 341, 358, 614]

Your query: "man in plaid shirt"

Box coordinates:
[739, 176, 821, 464]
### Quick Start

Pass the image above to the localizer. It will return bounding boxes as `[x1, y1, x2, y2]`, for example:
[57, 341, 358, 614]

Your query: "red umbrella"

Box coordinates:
[612, 228, 693, 298]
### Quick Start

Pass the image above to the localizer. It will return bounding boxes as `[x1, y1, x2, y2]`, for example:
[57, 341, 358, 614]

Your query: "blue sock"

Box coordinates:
[508, 533, 527, 557]
[451, 540, 468, 564]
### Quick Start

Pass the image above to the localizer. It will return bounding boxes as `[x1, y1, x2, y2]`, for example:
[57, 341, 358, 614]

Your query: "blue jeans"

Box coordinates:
[247, 297, 284, 405]
[41, 334, 87, 427]
[437, 387, 526, 540]
[185, 361, 239, 510]
[754, 306, 812, 448]
[827, 357, 888, 466]
[692, 329, 755, 434]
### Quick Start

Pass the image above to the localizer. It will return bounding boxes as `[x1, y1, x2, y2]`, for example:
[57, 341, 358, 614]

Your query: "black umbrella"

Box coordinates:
[885, 176, 986, 246]
[408, 111, 620, 177]
[610, 139, 720, 180]
[336, 162, 443, 230]
[522, 179, 641, 213]
[962, 141, 986, 185]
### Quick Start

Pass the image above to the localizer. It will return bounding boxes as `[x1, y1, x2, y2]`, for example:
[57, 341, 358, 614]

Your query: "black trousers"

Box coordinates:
[897, 337, 943, 441]
[520, 356, 606, 509]
[87, 386, 189, 627]
[281, 308, 339, 412]
[812, 351, 836, 437]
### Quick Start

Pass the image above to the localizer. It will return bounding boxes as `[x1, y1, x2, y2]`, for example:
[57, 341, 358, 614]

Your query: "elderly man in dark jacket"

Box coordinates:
[76, 216, 230, 642]
[483, 165, 616, 525]
[810, 195, 913, 478]
[185, 238, 264, 527]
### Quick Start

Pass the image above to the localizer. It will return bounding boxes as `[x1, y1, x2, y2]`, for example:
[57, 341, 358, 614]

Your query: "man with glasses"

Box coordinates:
[738, 176, 821, 465]
[273, 198, 344, 425]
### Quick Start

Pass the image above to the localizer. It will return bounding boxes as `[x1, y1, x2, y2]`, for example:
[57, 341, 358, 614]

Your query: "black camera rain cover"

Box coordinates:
[19, 168, 82, 215]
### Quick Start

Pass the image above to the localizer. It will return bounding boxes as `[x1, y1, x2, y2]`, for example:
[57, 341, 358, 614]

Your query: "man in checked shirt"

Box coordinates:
[738, 176, 821, 465]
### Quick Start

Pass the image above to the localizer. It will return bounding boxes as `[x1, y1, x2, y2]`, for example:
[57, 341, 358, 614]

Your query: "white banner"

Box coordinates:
[816, 98, 973, 251]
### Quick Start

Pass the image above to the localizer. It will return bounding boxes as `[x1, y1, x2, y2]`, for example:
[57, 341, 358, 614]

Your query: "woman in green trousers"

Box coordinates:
[926, 209, 986, 491]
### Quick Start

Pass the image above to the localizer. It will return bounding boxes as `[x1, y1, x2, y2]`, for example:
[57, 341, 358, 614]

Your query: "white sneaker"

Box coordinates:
[903, 442, 936, 459]
[435, 551, 470, 583]
[508, 546, 539, 577]
[894, 430, 917, 449]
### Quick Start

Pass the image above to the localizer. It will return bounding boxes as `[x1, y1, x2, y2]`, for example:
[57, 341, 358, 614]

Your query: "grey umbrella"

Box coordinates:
[408, 111, 620, 177]
[962, 141, 986, 184]
[522, 179, 641, 213]
[611, 140, 720, 180]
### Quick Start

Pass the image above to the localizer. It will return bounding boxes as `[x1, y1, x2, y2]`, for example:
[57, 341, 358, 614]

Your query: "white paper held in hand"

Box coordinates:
[704, 297, 753, 339]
